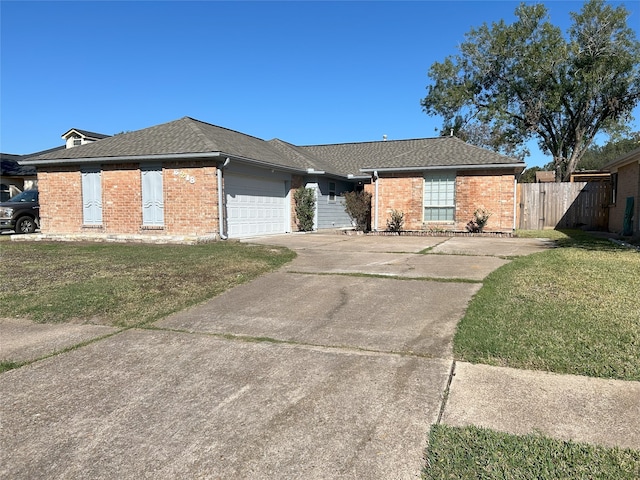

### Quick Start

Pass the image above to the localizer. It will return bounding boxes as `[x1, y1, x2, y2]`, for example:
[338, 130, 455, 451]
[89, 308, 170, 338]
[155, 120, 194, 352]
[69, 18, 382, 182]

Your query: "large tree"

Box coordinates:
[576, 131, 640, 170]
[421, 0, 640, 181]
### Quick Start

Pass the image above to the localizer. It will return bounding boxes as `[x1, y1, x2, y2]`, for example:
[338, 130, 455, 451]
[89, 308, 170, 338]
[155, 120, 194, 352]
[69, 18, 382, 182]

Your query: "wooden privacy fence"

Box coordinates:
[518, 182, 611, 230]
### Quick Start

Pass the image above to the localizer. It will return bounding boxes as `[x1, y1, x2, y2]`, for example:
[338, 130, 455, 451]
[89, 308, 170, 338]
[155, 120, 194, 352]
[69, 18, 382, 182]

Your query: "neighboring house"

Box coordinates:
[62, 128, 111, 149]
[1, 153, 37, 201]
[22, 117, 525, 241]
[1, 129, 110, 202]
[535, 171, 556, 183]
[569, 170, 611, 183]
[605, 147, 640, 237]
[1, 146, 67, 200]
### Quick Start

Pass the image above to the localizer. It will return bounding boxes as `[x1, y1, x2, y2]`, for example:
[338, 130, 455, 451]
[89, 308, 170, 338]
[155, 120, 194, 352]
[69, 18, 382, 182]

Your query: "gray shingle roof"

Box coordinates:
[2, 146, 66, 176]
[25, 117, 523, 177]
[300, 137, 521, 175]
[27, 118, 309, 170]
[266, 139, 338, 174]
[1, 154, 36, 176]
[31, 118, 264, 160]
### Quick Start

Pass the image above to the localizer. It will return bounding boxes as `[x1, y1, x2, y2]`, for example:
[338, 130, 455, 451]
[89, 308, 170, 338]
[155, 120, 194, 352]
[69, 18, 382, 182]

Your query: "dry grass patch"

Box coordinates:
[0, 241, 295, 327]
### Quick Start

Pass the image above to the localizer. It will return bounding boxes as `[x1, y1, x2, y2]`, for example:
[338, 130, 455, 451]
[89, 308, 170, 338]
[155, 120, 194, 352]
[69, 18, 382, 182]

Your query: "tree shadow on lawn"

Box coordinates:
[552, 229, 631, 252]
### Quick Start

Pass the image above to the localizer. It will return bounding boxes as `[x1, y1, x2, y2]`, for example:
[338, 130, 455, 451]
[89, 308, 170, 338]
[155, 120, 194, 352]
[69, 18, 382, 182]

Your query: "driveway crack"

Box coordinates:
[436, 359, 456, 425]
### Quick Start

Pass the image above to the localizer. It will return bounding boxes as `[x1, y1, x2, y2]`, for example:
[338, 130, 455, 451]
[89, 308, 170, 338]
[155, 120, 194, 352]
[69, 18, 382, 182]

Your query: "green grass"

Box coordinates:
[0, 360, 25, 373]
[0, 241, 295, 327]
[454, 230, 640, 380]
[424, 425, 640, 479]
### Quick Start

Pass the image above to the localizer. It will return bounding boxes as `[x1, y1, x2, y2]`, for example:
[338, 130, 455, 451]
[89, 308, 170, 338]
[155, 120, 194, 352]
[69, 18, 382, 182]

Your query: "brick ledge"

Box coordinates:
[342, 230, 515, 238]
[11, 232, 220, 245]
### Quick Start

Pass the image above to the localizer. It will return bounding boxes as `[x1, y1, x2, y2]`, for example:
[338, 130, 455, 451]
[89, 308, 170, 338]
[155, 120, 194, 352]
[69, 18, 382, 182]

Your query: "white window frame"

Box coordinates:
[328, 181, 336, 202]
[81, 168, 102, 225]
[423, 171, 456, 223]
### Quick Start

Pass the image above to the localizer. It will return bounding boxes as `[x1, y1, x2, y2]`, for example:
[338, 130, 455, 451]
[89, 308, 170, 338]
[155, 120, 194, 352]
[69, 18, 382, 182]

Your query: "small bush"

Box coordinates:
[343, 191, 372, 231]
[294, 187, 316, 231]
[386, 209, 404, 232]
[466, 208, 492, 233]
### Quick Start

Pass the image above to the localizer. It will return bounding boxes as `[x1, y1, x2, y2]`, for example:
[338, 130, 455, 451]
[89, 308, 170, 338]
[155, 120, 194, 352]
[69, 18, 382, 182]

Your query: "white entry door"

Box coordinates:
[225, 173, 288, 238]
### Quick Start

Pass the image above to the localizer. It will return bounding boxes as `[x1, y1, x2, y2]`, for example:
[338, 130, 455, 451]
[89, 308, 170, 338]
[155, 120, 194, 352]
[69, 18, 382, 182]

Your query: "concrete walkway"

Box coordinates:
[1, 233, 637, 480]
[442, 361, 640, 451]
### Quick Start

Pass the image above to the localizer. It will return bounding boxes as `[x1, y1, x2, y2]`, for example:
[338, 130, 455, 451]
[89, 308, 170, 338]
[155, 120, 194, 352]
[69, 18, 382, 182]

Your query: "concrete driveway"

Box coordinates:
[0, 234, 551, 479]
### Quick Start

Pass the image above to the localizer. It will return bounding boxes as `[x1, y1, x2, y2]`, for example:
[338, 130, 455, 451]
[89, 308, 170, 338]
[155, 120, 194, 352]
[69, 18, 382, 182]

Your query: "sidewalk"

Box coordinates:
[441, 361, 640, 450]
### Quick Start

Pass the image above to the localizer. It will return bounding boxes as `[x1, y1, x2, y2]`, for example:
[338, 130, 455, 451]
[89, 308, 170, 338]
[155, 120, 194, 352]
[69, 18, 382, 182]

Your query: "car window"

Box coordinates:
[8, 190, 38, 202]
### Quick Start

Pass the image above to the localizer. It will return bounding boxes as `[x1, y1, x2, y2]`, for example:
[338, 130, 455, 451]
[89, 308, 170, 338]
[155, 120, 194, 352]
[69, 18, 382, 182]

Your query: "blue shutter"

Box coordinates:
[81, 169, 102, 224]
[142, 167, 164, 225]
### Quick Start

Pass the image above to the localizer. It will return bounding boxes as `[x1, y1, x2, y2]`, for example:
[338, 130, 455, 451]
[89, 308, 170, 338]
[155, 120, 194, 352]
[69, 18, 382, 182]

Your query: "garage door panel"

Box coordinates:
[225, 174, 287, 238]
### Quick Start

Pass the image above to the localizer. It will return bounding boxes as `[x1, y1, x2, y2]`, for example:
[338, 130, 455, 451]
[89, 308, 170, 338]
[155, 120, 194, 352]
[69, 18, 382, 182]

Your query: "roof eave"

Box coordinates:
[359, 163, 526, 173]
[602, 147, 640, 171]
[20, 151, 226, 166]
[19, 150, 313, 175]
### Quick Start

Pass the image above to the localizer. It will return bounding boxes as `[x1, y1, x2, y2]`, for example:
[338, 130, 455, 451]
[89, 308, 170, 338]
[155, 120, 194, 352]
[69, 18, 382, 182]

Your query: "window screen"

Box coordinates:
[424, 171, 455, 222]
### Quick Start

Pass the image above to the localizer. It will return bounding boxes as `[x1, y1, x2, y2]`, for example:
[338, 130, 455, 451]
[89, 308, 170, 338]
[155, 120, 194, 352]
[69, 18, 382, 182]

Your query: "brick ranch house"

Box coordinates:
[605, 146, 639, 237]
[22, 117, 525, 242]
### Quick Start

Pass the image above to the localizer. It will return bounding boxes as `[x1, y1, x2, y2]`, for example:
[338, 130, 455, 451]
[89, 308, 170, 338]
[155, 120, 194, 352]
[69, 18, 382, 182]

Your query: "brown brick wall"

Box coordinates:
[164, 162, 219, 235]
[366, 170, 517, 232]
[38, 162, 221, 237]
[609, 160, 640, 235]
[37, 167, 83, 233]
[456, 171, 516, 231]
[371, 174, 424, 231]
[102, 163, 142, 234]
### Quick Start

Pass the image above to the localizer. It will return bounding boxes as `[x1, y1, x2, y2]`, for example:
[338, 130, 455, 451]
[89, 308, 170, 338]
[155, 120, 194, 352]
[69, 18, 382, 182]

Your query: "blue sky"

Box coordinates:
[1, 1, 638, 168]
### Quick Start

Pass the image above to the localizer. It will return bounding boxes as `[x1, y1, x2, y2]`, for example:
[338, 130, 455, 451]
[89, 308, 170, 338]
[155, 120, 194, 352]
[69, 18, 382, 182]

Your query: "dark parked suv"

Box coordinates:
[0, 189, 40, 234]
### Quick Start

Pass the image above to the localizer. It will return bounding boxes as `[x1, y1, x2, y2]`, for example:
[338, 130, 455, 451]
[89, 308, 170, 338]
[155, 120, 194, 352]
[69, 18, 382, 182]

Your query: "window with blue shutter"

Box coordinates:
[141, 166, 164, 226]
[81, 168, 102, 225]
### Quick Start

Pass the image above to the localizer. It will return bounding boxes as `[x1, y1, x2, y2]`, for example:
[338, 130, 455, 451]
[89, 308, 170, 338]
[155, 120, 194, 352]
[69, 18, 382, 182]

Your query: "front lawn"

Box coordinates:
[424, 425, 640, 479]
[454, 230, 640, 381]
[0, 241, 295, 327]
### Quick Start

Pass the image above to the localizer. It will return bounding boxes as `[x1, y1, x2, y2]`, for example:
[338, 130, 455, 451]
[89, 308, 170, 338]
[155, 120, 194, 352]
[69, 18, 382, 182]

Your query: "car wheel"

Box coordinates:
[15, 216, 37, 234]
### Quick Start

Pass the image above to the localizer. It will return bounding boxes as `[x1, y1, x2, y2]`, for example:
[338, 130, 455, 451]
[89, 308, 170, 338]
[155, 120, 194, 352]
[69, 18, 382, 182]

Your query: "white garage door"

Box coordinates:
[225, 173, 288, 238]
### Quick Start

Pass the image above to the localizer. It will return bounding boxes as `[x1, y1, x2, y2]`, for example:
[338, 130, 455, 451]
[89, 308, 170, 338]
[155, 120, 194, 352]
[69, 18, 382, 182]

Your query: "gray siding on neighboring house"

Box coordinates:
[315, 178, 353, 229]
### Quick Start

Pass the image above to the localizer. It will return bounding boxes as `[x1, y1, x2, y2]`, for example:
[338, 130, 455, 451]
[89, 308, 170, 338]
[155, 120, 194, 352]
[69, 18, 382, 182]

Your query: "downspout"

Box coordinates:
[373, 170, 379, 231]
[217, 157, 231, 239]
[513, 177, 517, 231]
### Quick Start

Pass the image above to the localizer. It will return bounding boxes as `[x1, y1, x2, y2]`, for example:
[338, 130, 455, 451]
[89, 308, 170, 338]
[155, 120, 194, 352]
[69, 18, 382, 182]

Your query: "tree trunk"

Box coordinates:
[554, 157, 565, 183]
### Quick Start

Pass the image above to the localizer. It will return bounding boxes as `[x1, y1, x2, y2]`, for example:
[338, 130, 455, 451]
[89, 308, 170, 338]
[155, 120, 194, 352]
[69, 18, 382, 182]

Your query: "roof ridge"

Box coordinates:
[267, 138, 335, 172]
[180, 117, 220, 151]
[182, 116, 270, 144]
[299, 136, 444, 148]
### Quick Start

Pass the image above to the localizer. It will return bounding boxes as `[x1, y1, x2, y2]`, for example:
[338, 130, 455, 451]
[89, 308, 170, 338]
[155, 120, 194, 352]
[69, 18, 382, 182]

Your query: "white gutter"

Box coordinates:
[347, 174, 371, 181]
[217, 157, 231, 240]
[20, 151, 226, 166]
[20, 151, 313, 175]
[513, 177, 518, 231]
[373, 170, 379, 231]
